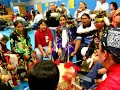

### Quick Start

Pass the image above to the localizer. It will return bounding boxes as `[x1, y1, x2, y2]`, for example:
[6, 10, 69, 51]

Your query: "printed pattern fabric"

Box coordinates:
[52, 25, 77, 61]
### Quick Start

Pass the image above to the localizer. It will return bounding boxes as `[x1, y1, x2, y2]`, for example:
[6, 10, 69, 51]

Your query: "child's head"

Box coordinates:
[28, 60, 59, 90]
[0, 35, 9, 45]
[38, 19, 47, 32]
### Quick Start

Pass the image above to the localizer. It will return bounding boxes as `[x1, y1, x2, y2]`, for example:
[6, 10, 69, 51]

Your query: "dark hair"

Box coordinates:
[1, 35, 9, 43]
[13, 20, 23, 27]
[28, 60, 59, 90]
[37, 19, 47, 26]
[81, 13, 91, 19]
[80, 2, 87, 9]
[101, 42, 120, 63]
[110, 2, 118, 10]
[50, 2, 55, 5]
[59, 14, 67, 20]
[36, 11, 40, 14]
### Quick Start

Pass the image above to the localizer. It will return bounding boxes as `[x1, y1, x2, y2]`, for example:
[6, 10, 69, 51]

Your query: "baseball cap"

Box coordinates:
[101, 27, 120, 58]
[61, 2, 65, 6]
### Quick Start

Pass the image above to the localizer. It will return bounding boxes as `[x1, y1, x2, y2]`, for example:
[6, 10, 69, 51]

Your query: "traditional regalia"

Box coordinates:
[52, 24, 77, 62]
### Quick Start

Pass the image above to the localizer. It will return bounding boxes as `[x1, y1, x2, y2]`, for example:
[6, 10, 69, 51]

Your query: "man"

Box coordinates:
[96, 27, 120, 90]
[71, 14, 96, 65]
[46, 2, 59, 45]
[59, 2, 70, 16]
[95, 0, 109, 11]
[28, 60, 59, 90]
[32, 11, 43, 30]
[82, 12, 120, 89]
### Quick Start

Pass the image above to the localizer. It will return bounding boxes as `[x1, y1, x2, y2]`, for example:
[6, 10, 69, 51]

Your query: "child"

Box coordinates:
[35, 19, 53, 60]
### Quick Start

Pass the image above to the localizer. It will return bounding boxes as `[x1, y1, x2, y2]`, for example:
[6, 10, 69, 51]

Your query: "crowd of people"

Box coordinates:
[0, 0, 120, 90]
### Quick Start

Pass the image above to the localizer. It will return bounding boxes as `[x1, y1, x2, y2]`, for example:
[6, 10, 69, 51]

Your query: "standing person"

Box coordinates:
[95, 0, 109, 11]
[10, 20, 34, 79]
[52, 15, 77, 61]
[46, 2, 59, 44]
[32, 11, 43, 30]
[28, 60, 59, 90]
[35, 19, 53, 60]
[30, 8, 35, 20]
[96, 27, 120, 90]
[108, 2, 118, 23]
[74, 2, 90, 20]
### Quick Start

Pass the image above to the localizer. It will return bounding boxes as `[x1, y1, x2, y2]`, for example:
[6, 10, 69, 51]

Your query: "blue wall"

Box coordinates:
[1, 0, 120, 16]
[0, 0, 10, 7]
[25, 0, 119, 17]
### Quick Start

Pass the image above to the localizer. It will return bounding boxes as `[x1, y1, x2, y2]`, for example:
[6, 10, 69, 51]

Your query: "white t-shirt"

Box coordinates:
[95, 1, 109, 11]
[13, 16, 25, 22]
[74, 9, 90, 19]
[34, 14, 43, 23]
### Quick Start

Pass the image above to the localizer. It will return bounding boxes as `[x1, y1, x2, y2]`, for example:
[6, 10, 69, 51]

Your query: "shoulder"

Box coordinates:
[77, 25, 83, 33]
[35, 30, 40, 35]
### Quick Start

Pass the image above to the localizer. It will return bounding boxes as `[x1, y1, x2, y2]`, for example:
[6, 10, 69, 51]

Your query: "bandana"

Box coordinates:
[101, 28, 120, 58]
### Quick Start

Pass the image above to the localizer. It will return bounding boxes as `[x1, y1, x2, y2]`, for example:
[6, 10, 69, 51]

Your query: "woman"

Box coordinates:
[52, 15, 77, 62]
[74, 2, 90, 20]
[10, 20, 34, 80]
[108, 2, 118, 23]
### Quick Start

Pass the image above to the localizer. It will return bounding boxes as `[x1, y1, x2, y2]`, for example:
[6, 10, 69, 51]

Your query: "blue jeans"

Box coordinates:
[82, 62, 103, 89]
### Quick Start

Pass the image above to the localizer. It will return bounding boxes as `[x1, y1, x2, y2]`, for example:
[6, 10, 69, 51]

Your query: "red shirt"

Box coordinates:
[35, 28, 53, 48]
[96, 64, 120, 90]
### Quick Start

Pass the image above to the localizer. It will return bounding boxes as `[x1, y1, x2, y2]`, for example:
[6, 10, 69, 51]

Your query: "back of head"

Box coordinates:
[101, 27, 120, 63]
[0, 35, 9, 44]
[28, 60, 59, 90]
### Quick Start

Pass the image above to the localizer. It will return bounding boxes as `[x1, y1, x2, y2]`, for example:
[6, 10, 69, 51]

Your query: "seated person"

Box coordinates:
[35, 19, 53, 60]
[71, 14, 96, 66]
[52, 15, 77, 61]
[10, 20, 35, 80]
[13, 14, 25, 22]
[28, 60, 59, 90]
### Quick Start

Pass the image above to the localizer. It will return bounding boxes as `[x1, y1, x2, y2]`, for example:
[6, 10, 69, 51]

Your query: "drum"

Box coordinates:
[57, 63, 82, 90]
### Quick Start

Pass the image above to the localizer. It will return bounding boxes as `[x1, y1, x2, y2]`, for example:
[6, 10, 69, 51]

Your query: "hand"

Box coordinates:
[77, 9, 81, 13]
[43, 52, 47, 58]
[28, 45, 32, 49]
[58, 49, 62, 56]
[98, 68, 107, 74]
[48, 48, 52, 55]
[7, 64, 15, 70]
[71, 51, 76, 56]
[6, 51, 12, 54]
[83, 56, 87, 61]
[95, 79, 103, 85]
[25, 54, 30, 59]
[2, 75, 11, 83]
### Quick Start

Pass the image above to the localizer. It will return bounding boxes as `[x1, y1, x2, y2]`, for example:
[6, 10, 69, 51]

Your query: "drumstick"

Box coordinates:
[73, 60, 82, 63]
[71, 81, 83, 90]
